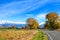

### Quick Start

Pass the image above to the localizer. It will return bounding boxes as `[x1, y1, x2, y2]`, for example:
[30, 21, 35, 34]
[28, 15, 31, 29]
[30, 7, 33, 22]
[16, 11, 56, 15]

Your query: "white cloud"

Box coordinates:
[36, 13, 46, 19]
[0, 20, 26, 24]
[35, 13, 48, 25]
[39, 22, 45, 25]
[13, 22, 26, 24]
[35, 13, 47, 20]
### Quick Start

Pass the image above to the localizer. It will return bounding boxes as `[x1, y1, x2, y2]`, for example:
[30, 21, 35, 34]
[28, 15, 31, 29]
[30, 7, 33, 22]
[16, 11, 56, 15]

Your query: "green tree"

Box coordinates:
[26, 18, 39, 29]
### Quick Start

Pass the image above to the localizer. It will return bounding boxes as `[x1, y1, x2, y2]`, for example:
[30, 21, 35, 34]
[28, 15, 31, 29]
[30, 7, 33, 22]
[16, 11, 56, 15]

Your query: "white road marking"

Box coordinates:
[46, 32, 53, 40]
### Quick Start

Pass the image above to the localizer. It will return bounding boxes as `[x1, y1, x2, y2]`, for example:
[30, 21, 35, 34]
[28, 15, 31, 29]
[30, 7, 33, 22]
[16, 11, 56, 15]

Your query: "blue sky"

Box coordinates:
[0, 0, 60, 24]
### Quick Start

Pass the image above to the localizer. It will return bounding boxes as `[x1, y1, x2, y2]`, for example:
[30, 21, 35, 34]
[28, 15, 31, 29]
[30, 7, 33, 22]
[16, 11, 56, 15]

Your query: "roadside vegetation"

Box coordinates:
[32, 30, 48, 40]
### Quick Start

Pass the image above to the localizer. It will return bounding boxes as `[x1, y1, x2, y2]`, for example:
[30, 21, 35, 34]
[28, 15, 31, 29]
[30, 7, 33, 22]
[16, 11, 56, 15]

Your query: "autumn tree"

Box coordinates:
[45, 12, 59, 30]
[46, 12, 59, 21]
[44, 21, 51, 29]
[56, 17, 60, 29]
[26, 18, 39, 29]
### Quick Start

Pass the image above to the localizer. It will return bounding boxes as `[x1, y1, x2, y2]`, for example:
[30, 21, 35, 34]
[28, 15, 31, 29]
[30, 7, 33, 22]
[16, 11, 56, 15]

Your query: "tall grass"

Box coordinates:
[0, 29, 35, 40]
[0, 29, 48, 40]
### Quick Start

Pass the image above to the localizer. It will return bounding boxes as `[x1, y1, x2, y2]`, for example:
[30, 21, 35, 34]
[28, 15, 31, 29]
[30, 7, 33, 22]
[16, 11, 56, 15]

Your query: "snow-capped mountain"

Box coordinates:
[39, 22, 45, 28]
[0, 20, 45, 28]
[0, 20, 26, 28]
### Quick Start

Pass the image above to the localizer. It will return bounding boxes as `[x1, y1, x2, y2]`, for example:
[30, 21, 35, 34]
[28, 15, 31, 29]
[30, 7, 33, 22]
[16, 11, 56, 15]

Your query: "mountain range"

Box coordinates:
[0, 23, 26, 28]
[0, 21, 45, 28]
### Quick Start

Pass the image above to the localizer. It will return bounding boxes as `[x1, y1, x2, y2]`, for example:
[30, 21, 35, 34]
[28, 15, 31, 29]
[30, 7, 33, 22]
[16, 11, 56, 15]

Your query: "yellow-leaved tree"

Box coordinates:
[45, 12, 59, 30]
[26, 18, 39, 29]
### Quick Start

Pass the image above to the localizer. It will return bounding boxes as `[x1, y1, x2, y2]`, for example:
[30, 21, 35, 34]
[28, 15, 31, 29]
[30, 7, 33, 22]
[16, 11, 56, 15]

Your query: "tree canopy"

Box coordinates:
[46, 12, 59, 21]
[45, 12, 59, 30]
[26, 18, 39, 29]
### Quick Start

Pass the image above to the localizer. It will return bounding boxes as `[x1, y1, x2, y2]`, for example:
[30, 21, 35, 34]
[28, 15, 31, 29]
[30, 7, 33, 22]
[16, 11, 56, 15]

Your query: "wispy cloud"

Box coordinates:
[0, 0, 60, 25]
[0, 0, 48, 18]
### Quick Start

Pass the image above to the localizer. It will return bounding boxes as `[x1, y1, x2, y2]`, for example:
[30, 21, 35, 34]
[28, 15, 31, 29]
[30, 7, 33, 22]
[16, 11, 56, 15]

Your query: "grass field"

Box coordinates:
[0, 29, 48, 40]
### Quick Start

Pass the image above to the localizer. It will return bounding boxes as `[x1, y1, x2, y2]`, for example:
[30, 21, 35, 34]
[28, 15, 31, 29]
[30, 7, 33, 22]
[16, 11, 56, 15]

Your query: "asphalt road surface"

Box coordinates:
[42, 30, 60, 40]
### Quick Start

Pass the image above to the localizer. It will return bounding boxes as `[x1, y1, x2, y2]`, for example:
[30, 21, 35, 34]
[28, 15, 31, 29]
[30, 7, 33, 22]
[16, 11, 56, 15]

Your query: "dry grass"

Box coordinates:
[0, 29, 37, 40]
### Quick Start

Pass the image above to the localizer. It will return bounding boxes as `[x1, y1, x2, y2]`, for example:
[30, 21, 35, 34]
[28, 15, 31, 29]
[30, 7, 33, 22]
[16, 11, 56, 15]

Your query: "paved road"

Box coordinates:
[42, 30, 60, 40]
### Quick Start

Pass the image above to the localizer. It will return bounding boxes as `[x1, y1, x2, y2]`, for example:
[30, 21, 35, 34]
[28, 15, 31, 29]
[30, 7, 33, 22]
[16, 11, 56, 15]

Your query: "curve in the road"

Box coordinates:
[46, 32, 53, 40]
